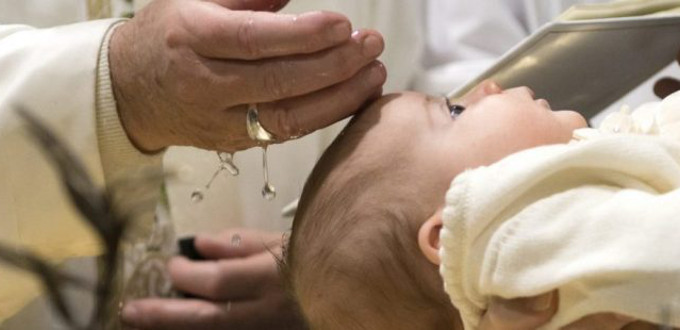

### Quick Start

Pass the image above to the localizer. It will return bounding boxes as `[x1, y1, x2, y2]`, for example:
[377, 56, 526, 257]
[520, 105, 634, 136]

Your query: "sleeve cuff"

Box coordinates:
[96, 21, 163, 185]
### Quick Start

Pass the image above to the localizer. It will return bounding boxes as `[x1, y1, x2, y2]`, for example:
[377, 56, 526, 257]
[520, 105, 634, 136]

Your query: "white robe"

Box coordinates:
[0, 1, 158, 328]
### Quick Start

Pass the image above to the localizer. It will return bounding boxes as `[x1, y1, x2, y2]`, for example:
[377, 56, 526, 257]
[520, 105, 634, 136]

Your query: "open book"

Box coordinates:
[449, 0, 680, 119]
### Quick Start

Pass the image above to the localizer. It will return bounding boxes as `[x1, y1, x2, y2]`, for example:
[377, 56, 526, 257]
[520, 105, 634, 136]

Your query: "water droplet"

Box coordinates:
[204, 167, 221, 190]
[218, 152, 239, 176]
[191, 189, 204, 203]
[262, 183, 277, 200]
[231, 234, 241, 247]
[261, 147, 276, 201]
[246, 106, 275, 142]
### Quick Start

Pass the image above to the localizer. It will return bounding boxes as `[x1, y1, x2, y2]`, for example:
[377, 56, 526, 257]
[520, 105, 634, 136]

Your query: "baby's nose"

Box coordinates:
[459, 80, 503, 106]
[505, 86, 536, 99]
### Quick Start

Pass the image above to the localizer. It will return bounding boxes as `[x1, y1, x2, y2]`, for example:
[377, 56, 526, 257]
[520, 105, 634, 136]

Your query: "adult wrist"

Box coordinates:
[109, 22, 166, 154]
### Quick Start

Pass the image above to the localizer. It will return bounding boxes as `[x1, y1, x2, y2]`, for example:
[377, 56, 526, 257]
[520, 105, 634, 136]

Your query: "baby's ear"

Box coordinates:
[418, 209, 443, 265]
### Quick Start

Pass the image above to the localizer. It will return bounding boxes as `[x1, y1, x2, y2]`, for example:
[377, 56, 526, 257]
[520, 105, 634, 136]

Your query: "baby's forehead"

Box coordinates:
[356, 92, 433, 131]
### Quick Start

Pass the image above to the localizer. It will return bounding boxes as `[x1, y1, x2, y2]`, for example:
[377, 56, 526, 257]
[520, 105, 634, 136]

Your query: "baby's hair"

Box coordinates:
[285, 98, 459, 329]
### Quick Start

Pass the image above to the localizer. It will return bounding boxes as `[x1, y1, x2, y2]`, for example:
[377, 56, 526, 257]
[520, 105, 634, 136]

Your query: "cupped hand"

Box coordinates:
[110, 0, 386, 153]
[121, 228, 304, 330]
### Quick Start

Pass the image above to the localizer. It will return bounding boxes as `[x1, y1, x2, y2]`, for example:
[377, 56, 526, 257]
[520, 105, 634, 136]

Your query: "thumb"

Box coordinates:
[207, 0, 290, 11]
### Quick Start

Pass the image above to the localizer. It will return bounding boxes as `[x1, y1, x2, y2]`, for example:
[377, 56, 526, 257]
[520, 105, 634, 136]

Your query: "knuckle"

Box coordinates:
[210, 272, 232, 299]
[328, 50, 355, 80]
[194, 306, 222, 329]
[164, 27, 183, 49]
[164, 6, 192, 49]
[262, 66, 291, 100]
[236, 13, 261, 59]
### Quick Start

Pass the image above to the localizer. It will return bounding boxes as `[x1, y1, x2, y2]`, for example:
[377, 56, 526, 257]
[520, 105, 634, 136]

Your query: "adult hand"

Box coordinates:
[121, 229, 304, 330]
[110, 0, 386, 153]
[654, 50, 680, 99]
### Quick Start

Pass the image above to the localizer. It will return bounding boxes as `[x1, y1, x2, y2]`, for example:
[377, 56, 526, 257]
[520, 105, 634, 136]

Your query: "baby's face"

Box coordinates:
[358, 85, 587, 194]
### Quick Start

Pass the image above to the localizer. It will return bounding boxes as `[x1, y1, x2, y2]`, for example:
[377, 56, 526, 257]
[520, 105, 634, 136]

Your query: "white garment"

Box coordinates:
[440, 95, 680, 329]
[0, 1, 159, 327]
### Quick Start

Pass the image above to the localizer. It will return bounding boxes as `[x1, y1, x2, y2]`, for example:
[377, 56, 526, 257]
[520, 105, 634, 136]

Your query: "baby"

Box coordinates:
[285, 81, 680, 329]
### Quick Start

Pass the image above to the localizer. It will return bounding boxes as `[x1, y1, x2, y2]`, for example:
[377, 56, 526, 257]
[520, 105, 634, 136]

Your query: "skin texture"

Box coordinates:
[109, 0, 386, 152]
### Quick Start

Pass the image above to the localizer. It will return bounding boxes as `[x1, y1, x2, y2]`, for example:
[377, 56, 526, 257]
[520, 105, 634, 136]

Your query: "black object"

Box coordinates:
[178, 236, 205, 261]
[177, 236, 205, 298]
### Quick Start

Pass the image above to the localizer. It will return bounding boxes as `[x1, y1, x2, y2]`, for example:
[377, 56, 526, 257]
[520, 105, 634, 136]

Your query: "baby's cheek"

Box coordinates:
[556, 110, 588, 131]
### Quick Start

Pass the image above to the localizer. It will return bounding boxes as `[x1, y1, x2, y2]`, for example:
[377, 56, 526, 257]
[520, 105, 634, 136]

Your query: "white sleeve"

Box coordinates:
[412, 0, 530, 94]
[0, 20, 160, 322]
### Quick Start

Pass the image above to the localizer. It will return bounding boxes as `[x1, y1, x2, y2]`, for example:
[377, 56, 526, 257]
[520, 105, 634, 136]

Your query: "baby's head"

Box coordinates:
[285, 81, 586, 329]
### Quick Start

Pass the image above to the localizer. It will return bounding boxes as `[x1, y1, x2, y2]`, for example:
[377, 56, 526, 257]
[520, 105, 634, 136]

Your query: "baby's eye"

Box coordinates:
[445, 98, 466, 119]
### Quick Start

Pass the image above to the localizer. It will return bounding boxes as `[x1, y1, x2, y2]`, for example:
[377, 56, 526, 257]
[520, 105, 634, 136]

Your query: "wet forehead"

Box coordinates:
[361, 92, 442, 136]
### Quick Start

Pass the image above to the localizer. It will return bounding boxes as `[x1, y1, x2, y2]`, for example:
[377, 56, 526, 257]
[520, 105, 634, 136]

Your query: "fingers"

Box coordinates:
[121, 298, 279, 330]
[208, 0, 290, 12]
[479, 291, 558, 330]
[186, 5, 353, 59]
[168, 251, 279, 300]
[561, 313, 635, 330]
[622, 321, 668, 330]
[254, 60, 386, 140]
[207, 29, 384, 105]
[654, 78, 680, 99]
[195, 229, 286, 259]
[122, 298, 225, 330]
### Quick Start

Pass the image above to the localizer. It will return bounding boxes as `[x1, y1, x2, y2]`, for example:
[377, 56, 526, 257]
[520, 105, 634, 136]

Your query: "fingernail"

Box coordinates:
[121, 304, 138, 323]
[331, 22, 351, 42]
[369, 62, 387, 85]
[361, 34, 384, 57]
[528, 292, 554, 312]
